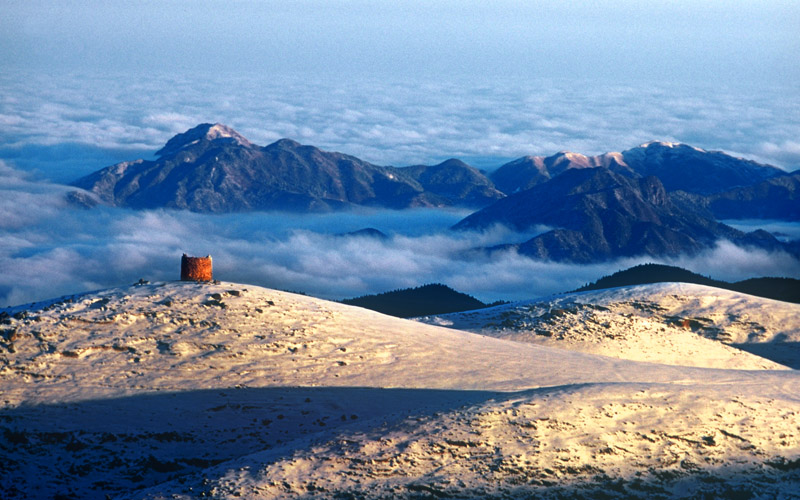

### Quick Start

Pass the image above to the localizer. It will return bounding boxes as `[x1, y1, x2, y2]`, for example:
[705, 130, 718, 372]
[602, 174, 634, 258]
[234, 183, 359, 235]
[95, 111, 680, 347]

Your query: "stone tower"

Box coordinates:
[181, 254, 213, 281]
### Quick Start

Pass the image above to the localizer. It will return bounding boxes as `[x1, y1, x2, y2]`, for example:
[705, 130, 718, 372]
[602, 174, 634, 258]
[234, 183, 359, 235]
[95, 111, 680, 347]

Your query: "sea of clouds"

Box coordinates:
[2, 71, 799, 307]
[2, 71, 799, 184]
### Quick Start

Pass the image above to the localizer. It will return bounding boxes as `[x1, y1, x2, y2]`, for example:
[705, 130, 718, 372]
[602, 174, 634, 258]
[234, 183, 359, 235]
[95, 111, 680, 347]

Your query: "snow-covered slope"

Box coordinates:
[418, 282, 800, 370]
[2, 281, 799, 499]
[136, 383, 800, 500]
[1, 281, 729, 403]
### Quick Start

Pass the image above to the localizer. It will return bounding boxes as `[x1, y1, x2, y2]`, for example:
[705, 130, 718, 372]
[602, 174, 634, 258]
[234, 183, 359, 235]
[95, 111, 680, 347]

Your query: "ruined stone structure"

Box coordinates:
[181, 254, 213, 281]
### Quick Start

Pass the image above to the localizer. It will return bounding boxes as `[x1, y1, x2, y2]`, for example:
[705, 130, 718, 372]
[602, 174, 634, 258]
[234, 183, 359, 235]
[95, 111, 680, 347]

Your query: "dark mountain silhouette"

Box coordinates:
[574, 263, 800, 304]
[704, 171, 800, 221]
[489, 141, 784, 196]
[455, 167, 788, 263]
[399, 158, 504, 206]
[732, 277, 800, 303]
[575, 264, 720, 291]
[337, 228, 390, 240]
[72, 124, 503, 213]
[341, 283, 489, 318]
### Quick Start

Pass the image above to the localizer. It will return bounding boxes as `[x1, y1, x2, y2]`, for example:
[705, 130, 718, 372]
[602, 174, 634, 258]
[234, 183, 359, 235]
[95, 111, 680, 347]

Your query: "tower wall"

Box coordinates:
[181, 254, 213, 281]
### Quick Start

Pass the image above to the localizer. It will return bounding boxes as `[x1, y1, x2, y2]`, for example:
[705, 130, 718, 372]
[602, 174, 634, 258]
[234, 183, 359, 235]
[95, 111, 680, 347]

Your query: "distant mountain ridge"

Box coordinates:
[704, 171, 800, 221]
[489, 141, 785, 195]
[454, 167, 788, 262]
[73, 124, 791, 220]
[70, 123, 797, 262]
[73, 123, 504, 212]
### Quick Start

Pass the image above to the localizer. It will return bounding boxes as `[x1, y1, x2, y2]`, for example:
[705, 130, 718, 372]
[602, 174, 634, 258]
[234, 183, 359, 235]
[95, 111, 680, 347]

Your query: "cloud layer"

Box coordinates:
[1, 72, 798, 185]
[2, 162, 798, 308]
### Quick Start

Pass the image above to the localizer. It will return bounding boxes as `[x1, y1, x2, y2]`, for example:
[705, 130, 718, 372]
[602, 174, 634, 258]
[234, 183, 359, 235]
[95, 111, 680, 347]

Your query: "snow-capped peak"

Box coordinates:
[203, 123, 249, 143]
[639, 140, 706, 153]
[155, 123, 252, 157]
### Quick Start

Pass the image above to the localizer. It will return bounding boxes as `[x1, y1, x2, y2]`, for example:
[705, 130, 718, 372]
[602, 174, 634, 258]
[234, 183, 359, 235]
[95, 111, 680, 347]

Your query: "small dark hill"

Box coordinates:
[341, 284, 488, 318]
[732, 277, 800, 304]
[574, 263, 800, 304]
[574, 264, 721, 291]
[336, 228, 390, 240]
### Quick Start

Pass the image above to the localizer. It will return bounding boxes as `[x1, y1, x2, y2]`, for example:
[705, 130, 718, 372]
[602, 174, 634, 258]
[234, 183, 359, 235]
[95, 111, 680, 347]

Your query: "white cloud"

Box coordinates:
[1, 68, 799, 306]
[0, 160, 74, 229]
[660, 240, 800, 284]
[757, 141, 800, 169]
[1, 73, 799, 184]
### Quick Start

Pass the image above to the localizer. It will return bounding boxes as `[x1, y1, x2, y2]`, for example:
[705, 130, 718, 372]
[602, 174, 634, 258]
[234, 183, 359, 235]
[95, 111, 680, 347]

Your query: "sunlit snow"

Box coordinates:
[2, 280, 799, 499]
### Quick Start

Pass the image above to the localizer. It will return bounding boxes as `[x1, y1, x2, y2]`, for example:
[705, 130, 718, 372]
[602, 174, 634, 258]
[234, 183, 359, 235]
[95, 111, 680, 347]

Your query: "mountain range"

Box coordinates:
[73, 124, 797, 216]
[489, 141, 786, 195]
[71, 123, 798, 262]
[453, 167, 788, 262]
[73, 123, 504, 212]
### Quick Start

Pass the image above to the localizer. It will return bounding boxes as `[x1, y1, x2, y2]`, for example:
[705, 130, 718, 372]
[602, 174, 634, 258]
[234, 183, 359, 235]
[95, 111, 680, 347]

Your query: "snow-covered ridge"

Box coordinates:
[639, 140, 705, 152]
[2, 281, 799, 499]
[417, 282, 800, 370]
[204, 123, 251, 145]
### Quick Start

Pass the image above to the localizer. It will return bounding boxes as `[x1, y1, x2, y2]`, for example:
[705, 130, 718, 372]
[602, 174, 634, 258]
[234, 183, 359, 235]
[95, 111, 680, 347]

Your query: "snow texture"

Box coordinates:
[417, 283, 800, 370]
[1, 281, 799, 499]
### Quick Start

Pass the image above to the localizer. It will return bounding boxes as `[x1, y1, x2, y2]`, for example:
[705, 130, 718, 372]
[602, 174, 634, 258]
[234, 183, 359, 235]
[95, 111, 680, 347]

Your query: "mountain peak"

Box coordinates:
[638, 140, 705, 153]
[554, 151, 584, 158]
[204, 123, 249, 142]
[267, 138, 303, 150]
[155, 123, 252, 157]
[435, 158, 472, 169]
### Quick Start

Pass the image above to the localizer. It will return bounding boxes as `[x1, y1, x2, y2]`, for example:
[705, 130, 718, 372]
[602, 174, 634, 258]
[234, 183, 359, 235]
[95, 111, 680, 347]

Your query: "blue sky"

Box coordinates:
[4, 1, 799, 84]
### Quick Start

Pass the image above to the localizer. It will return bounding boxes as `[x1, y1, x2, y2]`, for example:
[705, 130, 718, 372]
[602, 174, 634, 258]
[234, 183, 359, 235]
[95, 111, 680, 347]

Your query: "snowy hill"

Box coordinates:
[418, 282, 800, 369]
[2, 281, 800, 499]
